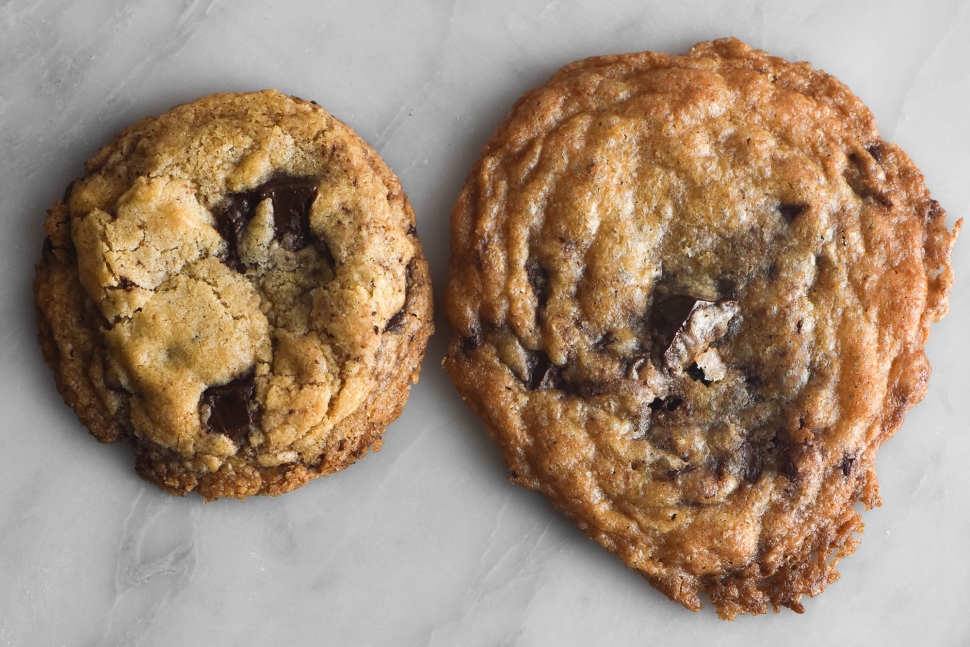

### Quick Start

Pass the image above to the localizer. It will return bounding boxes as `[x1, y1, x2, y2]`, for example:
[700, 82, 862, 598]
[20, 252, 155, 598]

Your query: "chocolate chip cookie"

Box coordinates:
[35, 90, 433, 500]
[444, 39, 960, 618]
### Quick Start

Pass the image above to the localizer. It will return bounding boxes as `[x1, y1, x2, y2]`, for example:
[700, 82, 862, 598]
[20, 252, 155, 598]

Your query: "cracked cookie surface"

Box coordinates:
[443, 39, 960, 618]
[35, 90, 433, 500]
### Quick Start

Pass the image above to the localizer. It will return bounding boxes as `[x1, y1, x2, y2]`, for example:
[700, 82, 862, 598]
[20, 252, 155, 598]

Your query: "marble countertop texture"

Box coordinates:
[1, 0, 968, 644]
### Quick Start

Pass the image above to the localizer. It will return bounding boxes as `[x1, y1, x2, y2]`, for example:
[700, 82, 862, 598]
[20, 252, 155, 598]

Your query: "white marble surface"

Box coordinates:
[1, 0, 968, 644]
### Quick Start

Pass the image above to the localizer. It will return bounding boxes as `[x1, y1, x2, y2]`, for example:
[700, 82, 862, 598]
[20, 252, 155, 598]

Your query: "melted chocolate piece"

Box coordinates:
[459, 327, 483, 354]
[261, 176, 319, 251]
[404, 257, 416, 292]
[717, 278, 738, 300]
[778, 203, 808, 223]
[383, 258, 416, 334]
[216, 193, 258, 270]
[526, 350, 559, 390]
[665, 396, 683, 411]
[215, 176, 320, 269]
[774, 435, 807, 484]
[526, 258, 551, 310]
[740, 442, 763, 483]
[865, 142, 885, 165]
[840, 452, 857, 477]
[649, 396, 683, 412]
[384, 308, 407, 333]
[649, 295, 699, 349]
[202, 373, 256, 441]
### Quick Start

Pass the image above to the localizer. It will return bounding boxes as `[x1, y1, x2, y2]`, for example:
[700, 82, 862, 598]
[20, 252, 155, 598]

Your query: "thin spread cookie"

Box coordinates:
[444, 39, 960, 618]
[35, 90, 433, 500]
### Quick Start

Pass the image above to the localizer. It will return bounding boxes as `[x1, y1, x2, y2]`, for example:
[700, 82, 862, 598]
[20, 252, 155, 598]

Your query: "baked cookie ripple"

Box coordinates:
[36, 90, 433, 500]
[444, 39, 960, 618]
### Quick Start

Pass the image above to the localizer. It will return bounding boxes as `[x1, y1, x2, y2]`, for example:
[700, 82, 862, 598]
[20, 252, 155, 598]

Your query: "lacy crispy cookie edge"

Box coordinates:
[443, 38, 961, 618]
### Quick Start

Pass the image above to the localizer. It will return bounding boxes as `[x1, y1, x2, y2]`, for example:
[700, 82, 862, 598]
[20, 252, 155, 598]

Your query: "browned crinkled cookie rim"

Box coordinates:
[35, 90, 433, 500]
[444, 38, 960, 618]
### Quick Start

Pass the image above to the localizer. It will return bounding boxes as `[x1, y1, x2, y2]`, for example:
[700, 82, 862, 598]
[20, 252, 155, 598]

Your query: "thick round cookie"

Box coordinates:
[444, 39, 960, 618]
[36, 90, 433, 500]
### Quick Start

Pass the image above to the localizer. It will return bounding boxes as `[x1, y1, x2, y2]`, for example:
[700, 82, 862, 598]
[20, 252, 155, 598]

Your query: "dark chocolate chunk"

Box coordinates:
[649, 395, 682, 412]
[525, 349, 559, 390]
[665, 396, 683, 411]
[775, 436, 806, 484]
[215, 176, 320, 269]
[202, 373, 256, 441]
[840, 453, 857, 477]
[778, 203, 808, 223]
[781, 456, 799, 481]
[384, 308, 407, 333]
[404, 257, 417, 292]
[649, 294, 699, 349]
[260, 176, 319, 251]
[216, 192, 258, 270]
[526, 257, 551, 310]
[740, 442, 763, 483]
[384, 258, 416, 334]
[717, 278, 738, 300]
[459, 327, 483, 354]
[865, 142, 885, 165]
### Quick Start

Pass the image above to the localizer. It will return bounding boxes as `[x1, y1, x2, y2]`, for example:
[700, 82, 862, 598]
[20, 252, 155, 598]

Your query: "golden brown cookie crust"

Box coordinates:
[444, 39, 959, 618]
[36, 90, 433, 500]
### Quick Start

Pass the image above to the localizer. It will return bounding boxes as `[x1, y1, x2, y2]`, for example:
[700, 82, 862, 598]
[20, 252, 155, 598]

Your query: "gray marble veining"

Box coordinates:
[1, 1, 967, 644]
